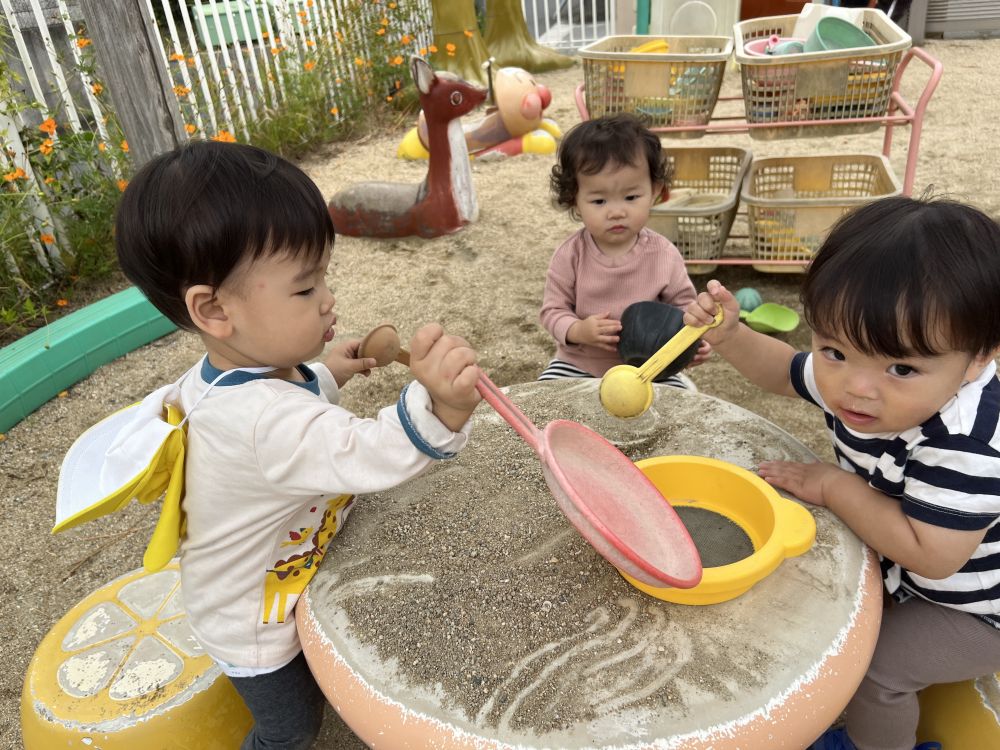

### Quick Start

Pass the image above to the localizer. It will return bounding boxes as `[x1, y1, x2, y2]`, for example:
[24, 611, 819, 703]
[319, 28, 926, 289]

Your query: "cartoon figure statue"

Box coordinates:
[327, 57, 486, 238]
[398, 64, 562, 161]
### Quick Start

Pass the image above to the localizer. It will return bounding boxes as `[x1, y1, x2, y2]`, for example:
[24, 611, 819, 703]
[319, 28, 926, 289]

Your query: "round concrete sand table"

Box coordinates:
[299, 380, 882, 749]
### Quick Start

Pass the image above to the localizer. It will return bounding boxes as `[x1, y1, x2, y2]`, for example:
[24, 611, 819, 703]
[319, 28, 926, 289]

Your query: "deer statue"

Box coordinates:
[327, 57, 487, 239]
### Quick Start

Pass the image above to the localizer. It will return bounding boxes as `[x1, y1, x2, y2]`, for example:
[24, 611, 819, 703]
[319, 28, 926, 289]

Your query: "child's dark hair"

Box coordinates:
[115, 140, 334, 330]
[801, 196, 1000, 358]
[550, 114, 670, 212]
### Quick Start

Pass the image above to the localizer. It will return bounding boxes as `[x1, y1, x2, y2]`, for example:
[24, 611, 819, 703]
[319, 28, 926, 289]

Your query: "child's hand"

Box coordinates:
[567, 313, 622, 352]
[683, 280, 740, 345]
[409, 323, 481, 432]
[758, 460, 845, 507]
[324, 338, 377, 387]
[687, 339, 713, 368]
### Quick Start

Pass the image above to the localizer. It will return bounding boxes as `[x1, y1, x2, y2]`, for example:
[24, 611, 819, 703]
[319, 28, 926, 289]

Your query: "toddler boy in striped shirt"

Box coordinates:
[685, 196, 1000, 750]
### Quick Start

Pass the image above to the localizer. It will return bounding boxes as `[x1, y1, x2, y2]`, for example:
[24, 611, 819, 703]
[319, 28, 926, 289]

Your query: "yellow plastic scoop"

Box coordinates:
[600, 308, 723, 419]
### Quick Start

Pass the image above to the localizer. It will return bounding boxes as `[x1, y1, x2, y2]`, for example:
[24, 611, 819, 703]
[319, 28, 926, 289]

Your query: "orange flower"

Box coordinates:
[56, 298, 69, 307]
[307, 0, 314, 6]
[173, 85, 191, 97]
[43, 176, 56, 185]
[41, 233, 55, 244]
[389, 1, 397, 7]
[185, 123, 196, 134]
[39, 139, 54, 156]
[187, 57, 196, 66]
[297, 10, 307, 18]
[262, 30, 269, 38]
[98, 142, 106, 152]
[463, 29, 473, 37]
[419, 47, 427, 55]
[400, 34, 411, 45]
[120, 139, 129, 152]
[329, 107, 339, 116]
[446, 43, 456, 52]
[76, 37, 91, 48]
[429, 44, 438, 53]
[117, 179, 129, 191]
[354, 57, 364, 66]
[303, 60, 316, 71]
[334, 30, 343, 41]
[391, 55, 403, 66]
[2, 167, 26, 182]
[212, 130, 236, 143]
[306, 39, 315, 47]
[169, 53, 185, 61]
[91, 82, 103, 95]
[380, 16, 389, 25]
[376, 28, 385, 36]
[386, 95, 393, 102]
[39, 117, 57, 135]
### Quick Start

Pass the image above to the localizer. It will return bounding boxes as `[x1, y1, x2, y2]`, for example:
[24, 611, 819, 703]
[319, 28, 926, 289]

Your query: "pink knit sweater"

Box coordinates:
[540, 227, 696, 376]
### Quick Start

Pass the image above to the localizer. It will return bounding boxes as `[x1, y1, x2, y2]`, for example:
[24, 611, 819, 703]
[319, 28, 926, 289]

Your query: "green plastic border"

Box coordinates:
[0, 287, 177, 433]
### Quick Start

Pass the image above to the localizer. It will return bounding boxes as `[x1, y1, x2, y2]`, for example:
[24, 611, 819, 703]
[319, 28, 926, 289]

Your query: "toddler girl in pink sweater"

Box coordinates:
[538, 113, 708, 387]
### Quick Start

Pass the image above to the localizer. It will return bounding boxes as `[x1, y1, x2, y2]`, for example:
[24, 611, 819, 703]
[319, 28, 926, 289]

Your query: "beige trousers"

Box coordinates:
[846, 594, 1000, 750]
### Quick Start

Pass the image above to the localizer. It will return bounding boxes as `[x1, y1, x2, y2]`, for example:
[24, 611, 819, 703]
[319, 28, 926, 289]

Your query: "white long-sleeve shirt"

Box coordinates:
[174, 357, 470, 669]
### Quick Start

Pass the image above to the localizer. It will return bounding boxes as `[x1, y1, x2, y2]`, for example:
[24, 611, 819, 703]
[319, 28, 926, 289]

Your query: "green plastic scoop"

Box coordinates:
[739, 303, 799, 334]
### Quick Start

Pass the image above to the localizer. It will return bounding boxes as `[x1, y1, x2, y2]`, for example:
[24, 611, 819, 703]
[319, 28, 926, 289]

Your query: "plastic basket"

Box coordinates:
[579, 35, 733, 136]
[743, 154, 902, 273]
[734, 7, 911, 139]
[648, 146, 752, 274]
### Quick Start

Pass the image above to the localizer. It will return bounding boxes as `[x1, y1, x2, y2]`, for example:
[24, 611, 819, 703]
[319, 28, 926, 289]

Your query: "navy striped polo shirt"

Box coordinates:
[790, 352, 1000, 629]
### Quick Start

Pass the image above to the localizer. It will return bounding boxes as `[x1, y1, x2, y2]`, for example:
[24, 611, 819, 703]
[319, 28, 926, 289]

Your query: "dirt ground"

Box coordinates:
[1, 38, 998, 748]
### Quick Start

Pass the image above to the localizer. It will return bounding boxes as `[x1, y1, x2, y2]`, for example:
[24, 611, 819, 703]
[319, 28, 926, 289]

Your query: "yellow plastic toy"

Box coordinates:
[21, 561, 252, 749]
[621, 455, 816, 605]
[917, 673, 1000, 746]
[398, 65, 561, 160]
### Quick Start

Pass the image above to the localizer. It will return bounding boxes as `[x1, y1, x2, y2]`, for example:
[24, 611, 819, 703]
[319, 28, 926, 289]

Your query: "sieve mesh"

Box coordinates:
[545, 420, 701, 588]
[673, 506, 754, 568]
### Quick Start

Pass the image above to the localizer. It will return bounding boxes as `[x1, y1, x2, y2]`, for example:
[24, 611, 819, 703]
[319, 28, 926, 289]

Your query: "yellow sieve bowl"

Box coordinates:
[621, 455, 816, 605]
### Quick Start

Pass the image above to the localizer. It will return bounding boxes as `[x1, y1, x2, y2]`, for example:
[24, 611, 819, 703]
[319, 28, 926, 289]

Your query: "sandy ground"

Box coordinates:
[2, 38, 998, 748]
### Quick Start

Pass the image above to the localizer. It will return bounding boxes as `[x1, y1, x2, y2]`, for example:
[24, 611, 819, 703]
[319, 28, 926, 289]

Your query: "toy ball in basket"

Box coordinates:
[734, 3, 911, 139]
[578, 34, 733, 136]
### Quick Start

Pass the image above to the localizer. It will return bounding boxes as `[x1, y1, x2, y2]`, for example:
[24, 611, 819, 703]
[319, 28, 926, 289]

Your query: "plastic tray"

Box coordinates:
[742, 153, 902, 273]
[648, 146, 752, 274]
[734, 8, 911, 139]
[579, 35, 733, 136]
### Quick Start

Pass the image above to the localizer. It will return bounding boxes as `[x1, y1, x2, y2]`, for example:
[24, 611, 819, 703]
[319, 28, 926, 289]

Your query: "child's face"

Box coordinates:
[811, 331, 990, 434]
[574, 155, 658, 257]
[214, 246, 336, 372]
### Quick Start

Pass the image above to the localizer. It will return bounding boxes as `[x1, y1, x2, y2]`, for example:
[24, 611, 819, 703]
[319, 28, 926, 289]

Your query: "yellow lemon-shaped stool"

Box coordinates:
[21, 561, 252, 749]
[917, 672, 1000, 746]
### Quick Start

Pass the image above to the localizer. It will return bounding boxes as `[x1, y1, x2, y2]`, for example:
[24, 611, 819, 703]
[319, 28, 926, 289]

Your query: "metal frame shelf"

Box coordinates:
[574, 46, 943, 269]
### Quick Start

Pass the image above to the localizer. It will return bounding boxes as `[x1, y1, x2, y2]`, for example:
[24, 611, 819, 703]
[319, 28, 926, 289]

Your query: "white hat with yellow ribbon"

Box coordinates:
[53, 362, 274, 571]
[54, 383, 187, 571]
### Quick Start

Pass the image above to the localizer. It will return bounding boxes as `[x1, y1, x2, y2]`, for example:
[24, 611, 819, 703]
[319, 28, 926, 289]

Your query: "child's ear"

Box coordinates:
[653, 181, 667, 205]
[965, 347, 1000, 383]
[185, 284, 233, 339]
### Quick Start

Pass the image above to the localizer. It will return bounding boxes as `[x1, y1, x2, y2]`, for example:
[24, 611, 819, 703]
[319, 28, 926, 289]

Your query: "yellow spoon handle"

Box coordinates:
[635, 308, 723, 384]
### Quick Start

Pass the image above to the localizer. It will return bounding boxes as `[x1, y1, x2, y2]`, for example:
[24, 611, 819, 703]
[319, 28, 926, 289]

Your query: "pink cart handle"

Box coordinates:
[475, 369, 544, 452]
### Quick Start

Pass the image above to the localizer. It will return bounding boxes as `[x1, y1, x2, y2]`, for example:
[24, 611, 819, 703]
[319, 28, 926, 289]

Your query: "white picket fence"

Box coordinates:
[1, 0, 610, 285]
